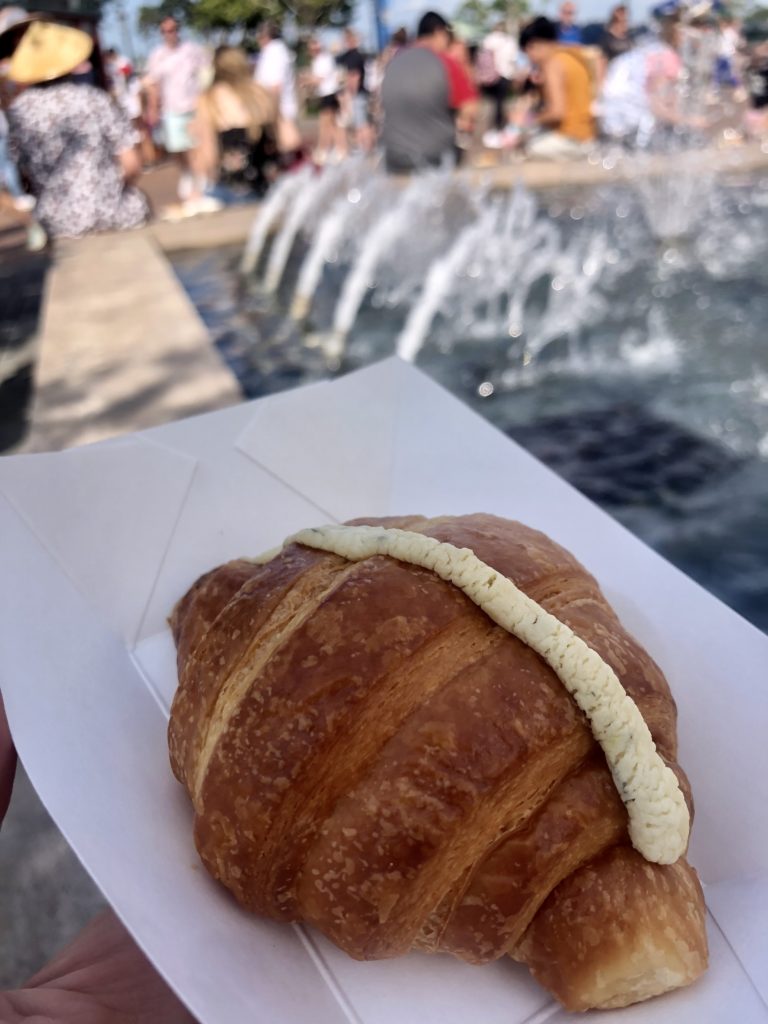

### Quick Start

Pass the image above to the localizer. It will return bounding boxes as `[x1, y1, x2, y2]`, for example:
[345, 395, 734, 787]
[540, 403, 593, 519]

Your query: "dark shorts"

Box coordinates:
[318, 93, 340, 112]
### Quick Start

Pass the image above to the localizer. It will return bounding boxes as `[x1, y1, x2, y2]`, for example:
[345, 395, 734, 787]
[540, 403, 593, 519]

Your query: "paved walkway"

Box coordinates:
[0, 166, 254, 456]
[22, 228, 242, 453]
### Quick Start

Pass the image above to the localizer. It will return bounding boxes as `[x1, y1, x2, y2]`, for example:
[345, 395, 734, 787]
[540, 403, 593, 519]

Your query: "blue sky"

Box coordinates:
[101, 0, 656, 61]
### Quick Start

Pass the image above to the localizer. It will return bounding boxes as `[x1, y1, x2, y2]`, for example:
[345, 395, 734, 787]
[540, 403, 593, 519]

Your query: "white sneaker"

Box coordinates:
[501, 126, 524, 149]
[482, 130, 503, 149]
[184, 196, 224, 216]
[160, 202, 189, 222]
[177, 172, 194, 201]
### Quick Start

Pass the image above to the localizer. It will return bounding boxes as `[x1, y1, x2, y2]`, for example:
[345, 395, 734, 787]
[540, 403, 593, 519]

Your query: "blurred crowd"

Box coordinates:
[1, 0, 767, 245]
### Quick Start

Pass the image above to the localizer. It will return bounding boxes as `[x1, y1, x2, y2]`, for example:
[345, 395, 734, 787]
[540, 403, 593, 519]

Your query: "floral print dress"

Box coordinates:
[7, 81, 149, 238]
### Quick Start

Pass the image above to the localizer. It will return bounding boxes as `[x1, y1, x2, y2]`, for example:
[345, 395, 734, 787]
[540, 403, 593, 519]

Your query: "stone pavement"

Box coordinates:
[1, 162, 253, 455]
[22, 227, 242, 453]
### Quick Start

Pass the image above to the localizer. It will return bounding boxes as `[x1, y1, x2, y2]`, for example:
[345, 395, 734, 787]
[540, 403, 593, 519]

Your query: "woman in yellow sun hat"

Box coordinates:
[2, 19, 149, 238]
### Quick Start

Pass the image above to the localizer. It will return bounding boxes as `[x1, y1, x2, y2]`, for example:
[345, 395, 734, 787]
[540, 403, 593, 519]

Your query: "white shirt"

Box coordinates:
[311, 51, 339, 98]
[255, 38, 298, 120]
[718, 25, 738, 59]
[482, 29, 518, 81]
[145, 40, 206, 115]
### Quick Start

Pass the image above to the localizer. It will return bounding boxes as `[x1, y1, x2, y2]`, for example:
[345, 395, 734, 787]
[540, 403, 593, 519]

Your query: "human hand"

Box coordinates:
[1, 909, 198, 1023]
[0, 697, 197, 1023]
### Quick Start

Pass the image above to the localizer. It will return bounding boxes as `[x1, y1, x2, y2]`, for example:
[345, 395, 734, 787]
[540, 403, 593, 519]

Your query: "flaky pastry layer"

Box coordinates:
[168, 513, 707, 1010]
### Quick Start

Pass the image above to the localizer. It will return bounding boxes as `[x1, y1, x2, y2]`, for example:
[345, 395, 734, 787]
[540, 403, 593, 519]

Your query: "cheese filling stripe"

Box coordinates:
[288, 524, 690, 865]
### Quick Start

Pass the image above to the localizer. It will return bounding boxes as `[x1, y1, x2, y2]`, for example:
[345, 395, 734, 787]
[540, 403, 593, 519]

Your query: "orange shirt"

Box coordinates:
[553, 47, 595, 141]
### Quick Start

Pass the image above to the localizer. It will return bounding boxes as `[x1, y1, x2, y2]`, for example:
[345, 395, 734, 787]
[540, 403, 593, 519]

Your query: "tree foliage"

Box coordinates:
[137, 0, 353, 36]
[281, 0, 354, 28]
[743, 5, 768, 40]
[455, 0, 531, 36]
[744, 3, 768, 22]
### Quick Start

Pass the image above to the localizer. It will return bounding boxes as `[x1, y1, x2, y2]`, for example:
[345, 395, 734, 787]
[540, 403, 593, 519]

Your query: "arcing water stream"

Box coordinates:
[172, 151, 768, 631]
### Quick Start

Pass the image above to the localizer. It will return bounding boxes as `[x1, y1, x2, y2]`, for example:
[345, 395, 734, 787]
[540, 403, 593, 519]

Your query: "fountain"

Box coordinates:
[171, 81, 768, 634]
[226, 155, 766, 427]
[329, 170, 478, 349]
[289, 174, 397, 321]
[396, 212, 494, 363]
[240, 165, 314, 276]
[291, 196, 357, 321]
[263, 160, 366, 295]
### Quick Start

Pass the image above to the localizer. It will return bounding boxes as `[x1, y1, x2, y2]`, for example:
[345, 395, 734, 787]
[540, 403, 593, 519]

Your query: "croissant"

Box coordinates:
[168, 513, 708, 1012]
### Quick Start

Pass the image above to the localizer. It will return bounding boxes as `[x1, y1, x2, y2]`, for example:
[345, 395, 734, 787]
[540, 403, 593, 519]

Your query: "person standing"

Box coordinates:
[192, 46, 276, 199]
[601, 4, 633, 62]
[479, 21, 519, 136]
[380, 26, 408, 69]
[337, 27, 367, 93]
[254, 22, 300, 158]
[715, 15, 741, 90]
[305, 36, 345, 162]
[380, 10, 478, 173]
[4, 21, 148, 238]
[0, 8, 45, 247]
[104, 46, 132, 105]
[519, 16, 594, 159]
[145, 16, 207, 202]
[336, 28, 372, 151]
[557, 1, 583, 45]
[597, 10, 685, 143]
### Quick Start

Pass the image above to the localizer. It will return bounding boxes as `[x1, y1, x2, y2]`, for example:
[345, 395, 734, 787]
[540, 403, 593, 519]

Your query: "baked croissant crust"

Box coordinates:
[168, 513, 708, 1011]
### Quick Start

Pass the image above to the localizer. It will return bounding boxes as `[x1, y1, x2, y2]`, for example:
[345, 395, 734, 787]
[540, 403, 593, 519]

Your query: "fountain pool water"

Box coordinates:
[170, 161, 768, 633]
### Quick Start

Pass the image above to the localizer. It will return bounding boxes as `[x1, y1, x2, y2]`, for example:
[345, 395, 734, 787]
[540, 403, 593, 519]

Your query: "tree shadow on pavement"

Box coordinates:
[0, 248, 49, 452]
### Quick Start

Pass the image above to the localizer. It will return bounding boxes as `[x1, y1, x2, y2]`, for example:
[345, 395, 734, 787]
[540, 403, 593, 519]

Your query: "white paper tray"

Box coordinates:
[1, 358, 766, 1023]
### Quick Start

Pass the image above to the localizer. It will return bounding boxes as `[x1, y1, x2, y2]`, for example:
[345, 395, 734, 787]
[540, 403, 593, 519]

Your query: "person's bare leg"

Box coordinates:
[175, 150, 195, 200]
[317, 108, 334, 156]
[357, 122, 375, 153]
[333, 112, 348, 158]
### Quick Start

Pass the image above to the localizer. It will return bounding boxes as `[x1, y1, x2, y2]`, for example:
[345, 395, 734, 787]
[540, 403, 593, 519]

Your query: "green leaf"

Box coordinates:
[138, 0, 353, 36]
